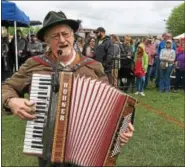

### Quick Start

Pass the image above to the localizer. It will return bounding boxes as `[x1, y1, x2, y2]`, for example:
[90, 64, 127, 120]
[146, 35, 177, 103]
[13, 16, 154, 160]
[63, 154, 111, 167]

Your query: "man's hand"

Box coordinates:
[119, 122, 134, 146]
[8, 98, 36, 120]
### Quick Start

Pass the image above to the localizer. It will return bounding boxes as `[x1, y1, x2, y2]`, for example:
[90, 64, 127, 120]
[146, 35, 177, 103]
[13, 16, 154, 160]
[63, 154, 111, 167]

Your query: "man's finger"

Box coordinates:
[24, 100, 35, 107]
[22, 105, 32, 113]
[120, 136, 129, 143]
[23, 105, 36, 114]
[17, 112, 25, 120]
[20, 111, 35, 120]
[122, 132, 133, 139]
[120, 141, 127, 146]
[128, 123, 135, 132]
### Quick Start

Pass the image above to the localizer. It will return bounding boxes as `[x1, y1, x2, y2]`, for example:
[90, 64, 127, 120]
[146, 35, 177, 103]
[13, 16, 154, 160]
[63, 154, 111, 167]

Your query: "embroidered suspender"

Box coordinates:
[33, 55, 95, 72]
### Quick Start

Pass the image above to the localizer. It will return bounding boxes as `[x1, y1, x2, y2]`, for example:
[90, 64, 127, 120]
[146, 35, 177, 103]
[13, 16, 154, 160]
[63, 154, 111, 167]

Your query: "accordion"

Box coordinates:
[23, 72, 137, 166]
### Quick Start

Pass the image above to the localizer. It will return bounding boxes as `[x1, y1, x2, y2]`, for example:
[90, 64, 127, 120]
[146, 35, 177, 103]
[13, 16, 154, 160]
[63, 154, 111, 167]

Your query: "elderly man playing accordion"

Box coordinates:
[2, 11, 134, 167]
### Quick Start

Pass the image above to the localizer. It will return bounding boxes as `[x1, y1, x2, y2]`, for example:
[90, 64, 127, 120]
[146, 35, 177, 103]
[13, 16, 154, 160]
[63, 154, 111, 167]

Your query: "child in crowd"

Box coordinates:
[134, 43, 148, 96]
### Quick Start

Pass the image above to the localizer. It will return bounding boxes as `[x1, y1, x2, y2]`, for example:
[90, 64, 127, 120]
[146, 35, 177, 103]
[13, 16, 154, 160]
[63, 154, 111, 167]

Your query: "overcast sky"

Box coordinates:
[12, 1, 183, 35]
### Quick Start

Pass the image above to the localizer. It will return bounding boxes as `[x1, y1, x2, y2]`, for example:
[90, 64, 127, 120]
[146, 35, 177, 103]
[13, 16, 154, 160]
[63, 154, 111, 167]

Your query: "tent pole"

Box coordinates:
[29, 28, 31, 42]
[14, 21, 18, 71]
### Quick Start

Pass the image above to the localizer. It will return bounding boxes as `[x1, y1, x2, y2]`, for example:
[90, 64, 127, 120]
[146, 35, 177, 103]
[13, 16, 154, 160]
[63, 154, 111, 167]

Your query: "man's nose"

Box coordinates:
[58, 34, 65, 43]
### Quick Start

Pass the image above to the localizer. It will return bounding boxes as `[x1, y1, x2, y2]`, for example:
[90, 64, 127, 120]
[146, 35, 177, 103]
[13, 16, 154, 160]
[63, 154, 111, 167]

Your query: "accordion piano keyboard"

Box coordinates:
[23, 74, 52, 156]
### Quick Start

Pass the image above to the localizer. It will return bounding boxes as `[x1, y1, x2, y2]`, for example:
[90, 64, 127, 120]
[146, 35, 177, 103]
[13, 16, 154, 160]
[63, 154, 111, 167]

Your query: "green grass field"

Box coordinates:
[1, 83, 185, 167]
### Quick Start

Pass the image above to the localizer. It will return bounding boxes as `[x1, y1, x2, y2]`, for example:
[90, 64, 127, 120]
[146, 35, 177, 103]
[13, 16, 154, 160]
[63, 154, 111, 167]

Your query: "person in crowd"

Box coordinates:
[134, 43, 148, 96]
[176, 39, 183, 54]
[143, 35, 156, 88]
[155, 33, 176, 88]
[150, 35, 163, 82]
[121, 35, 132, 58]
[94, 27, 114, 85]
[85, 37, 96, 58]
[9, 29, 27, 68]
[2, 36, 12, 81]
[2, 11, 134, 167]
[174, 38, 185, 92]
[119, 35, 134, 91]
[26, 33, 43, 57]
[110, 34, 121, 87]
[75, 36, 85, 53]
[154, 35, 162, 50]
[131, 38, 136, 55]
[134, 38, 141, 55]
[159, 40, 176, 93]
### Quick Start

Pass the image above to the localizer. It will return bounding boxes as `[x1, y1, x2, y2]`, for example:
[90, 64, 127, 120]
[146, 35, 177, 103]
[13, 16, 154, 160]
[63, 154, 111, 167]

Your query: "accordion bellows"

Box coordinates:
[23, 72, 137, 166]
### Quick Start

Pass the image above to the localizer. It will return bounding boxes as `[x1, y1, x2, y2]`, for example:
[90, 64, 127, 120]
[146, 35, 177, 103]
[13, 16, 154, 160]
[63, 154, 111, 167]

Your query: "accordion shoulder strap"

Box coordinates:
[32, 55, 96, 72]
[32, 55, 54, 67]
[71, 56, 96, 71]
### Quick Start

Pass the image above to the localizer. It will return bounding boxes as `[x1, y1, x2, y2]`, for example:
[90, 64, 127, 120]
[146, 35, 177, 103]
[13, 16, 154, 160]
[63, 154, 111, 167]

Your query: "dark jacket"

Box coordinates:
[94, 36, 114, 74]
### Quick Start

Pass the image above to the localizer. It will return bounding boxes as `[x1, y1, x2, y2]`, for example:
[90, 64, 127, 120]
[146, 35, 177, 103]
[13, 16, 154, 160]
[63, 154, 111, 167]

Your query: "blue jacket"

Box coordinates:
[157, 40, 176, 56]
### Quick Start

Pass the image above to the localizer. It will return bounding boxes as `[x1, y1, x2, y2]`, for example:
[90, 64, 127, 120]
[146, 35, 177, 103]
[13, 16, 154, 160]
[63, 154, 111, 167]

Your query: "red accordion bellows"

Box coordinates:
[51, 72, 135, 166]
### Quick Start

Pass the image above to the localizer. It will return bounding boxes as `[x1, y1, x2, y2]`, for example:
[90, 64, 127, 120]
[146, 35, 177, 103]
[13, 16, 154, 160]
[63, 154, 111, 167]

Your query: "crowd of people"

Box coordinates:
[2, 25, 185, 96]
[1, 30, 44, 81]
[74, 30, 185, 95]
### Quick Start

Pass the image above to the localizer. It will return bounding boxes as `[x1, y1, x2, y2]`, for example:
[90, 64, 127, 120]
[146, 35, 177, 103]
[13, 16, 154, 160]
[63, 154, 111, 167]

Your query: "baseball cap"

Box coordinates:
[94, 27, 106, 33]
[30, 33, 36, 37]
[166, 39, 172, 43]
[146, 35, 153, 41]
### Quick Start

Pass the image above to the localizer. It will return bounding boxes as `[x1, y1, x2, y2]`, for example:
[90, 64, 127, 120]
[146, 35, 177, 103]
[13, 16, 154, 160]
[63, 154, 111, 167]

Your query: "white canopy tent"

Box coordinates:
[173, 33, 185, 39]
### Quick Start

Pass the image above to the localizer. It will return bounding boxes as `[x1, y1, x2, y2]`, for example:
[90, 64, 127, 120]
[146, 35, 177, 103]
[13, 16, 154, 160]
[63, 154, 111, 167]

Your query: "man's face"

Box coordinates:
[96, 32, 103, 39]
[31, 36, 37, 42]
[146, 39, 152, 44]
[17, 31, 21, 38]
[164, 33, 172, 41]
[45, 24, 74, 58]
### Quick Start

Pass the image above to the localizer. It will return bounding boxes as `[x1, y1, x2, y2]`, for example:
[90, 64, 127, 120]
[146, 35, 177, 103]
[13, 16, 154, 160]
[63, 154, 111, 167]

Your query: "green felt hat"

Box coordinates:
[37, 11, 79, 41]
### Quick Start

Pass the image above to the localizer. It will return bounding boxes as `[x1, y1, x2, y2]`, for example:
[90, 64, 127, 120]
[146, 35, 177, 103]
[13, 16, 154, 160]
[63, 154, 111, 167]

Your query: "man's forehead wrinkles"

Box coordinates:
[49, 28, 72, 36]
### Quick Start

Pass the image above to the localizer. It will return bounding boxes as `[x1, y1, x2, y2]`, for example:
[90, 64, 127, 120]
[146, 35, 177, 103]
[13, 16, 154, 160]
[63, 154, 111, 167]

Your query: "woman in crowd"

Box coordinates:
[159, 40, 176, 92]
[143, 36, 156, 88]
[174, 38, 185, 92]
[76, 36, 85, 53]
[85, 37, 96, 58]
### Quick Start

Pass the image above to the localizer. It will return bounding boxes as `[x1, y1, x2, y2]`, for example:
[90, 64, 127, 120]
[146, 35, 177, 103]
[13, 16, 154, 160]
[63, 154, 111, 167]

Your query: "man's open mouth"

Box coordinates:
[59, 45, 68, 49]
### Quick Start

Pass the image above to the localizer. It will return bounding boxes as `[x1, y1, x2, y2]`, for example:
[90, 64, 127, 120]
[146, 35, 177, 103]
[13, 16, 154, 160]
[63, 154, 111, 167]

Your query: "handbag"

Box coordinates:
[160, 61, 168, 69]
